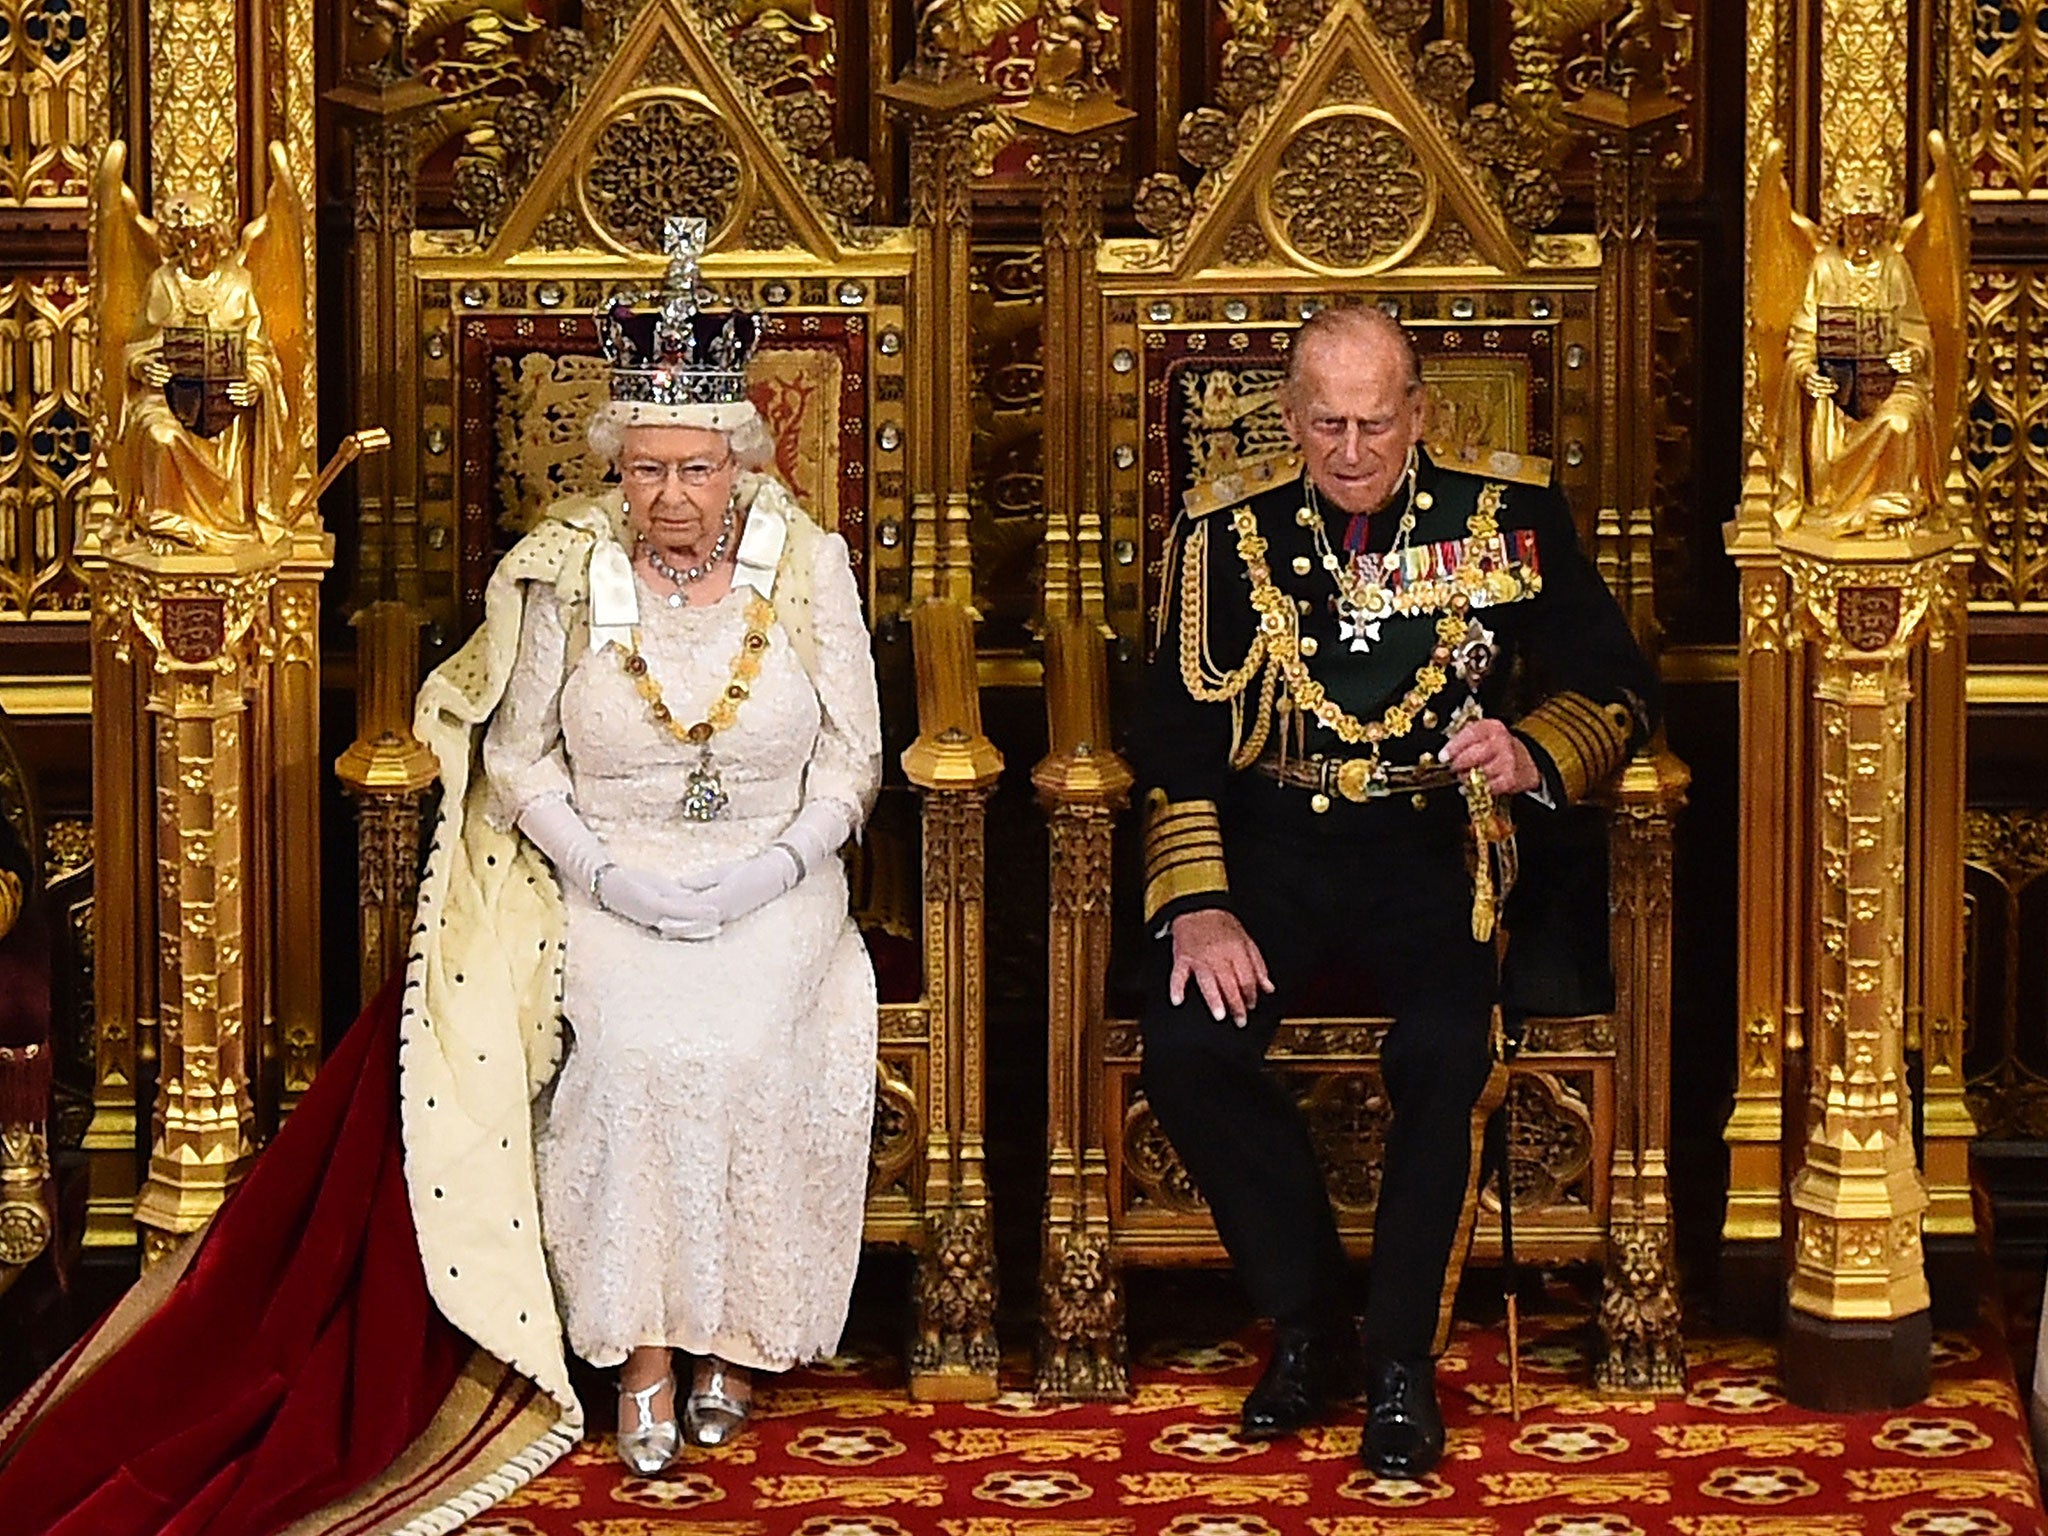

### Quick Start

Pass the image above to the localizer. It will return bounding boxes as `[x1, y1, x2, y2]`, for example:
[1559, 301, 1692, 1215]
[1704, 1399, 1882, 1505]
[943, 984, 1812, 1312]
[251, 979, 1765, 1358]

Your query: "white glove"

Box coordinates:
[656, 799, 855, 939]
[516, 795, 716, 933]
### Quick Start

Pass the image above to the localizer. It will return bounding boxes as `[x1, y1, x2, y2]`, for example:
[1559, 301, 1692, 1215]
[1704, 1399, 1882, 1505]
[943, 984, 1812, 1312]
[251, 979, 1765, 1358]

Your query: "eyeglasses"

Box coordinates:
[622, 454, 735, 489]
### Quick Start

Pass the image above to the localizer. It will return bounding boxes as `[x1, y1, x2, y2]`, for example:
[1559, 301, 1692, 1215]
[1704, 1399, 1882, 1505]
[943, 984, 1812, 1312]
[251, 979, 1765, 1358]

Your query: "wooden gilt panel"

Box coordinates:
[967, 245, 1046, 649]
[0, 273, 91, 617]
[1967, 2, 2048, 201]
[0, 0, 92, 204]
[1964, 266, 2048, 608]
[1102, 1026, 1613, 1261]
[1962, 809, 2048, 1140]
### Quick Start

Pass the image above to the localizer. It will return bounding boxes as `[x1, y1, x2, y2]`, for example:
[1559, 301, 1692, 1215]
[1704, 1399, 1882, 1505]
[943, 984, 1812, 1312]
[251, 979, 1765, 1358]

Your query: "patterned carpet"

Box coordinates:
[462, 1310, 2046, 1536]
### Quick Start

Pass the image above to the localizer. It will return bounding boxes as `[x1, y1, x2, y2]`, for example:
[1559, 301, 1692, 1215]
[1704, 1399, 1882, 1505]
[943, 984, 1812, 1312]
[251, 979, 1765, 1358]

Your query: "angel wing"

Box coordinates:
[1900, 130, 1969, 480]
[93, 141, 161, 486]
[240, 141, 310, 512]
[1748, 137, 1821, 434]
[959, 0, 1035, 51]
[1513, 0, 1625, 45]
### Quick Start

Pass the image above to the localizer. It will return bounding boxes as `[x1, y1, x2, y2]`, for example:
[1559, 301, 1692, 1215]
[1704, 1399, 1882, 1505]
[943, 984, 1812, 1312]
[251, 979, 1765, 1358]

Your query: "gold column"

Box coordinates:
[1725, 0, 1946, 1318]
[121, 548, 279, 1263]
[901, 599, 1004, 1400]
[262, 0, 331, 1123]
[87, 0, 328, 1259]
[329, 10, 435, 609]
[882, 43, 991, 614]
[84, 576, 149, 1255]
[1596, 748, 1691, 1396]
[1911, 554, 1974, 1250]
[1778, 533, 1952, 1405]
[1568, 37, 1691, 1395]
[335, 602, 438, 1004]
[1033, 616, 1131, 1399]
[1723, 0, 1799, 1294]
[148, 0, 237, 217]
[1013, 21, 1132, 631]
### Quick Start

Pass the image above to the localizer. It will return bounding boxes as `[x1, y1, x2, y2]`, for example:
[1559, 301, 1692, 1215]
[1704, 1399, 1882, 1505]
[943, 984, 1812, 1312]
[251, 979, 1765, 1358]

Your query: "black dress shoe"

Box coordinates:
[1240, 1324, 1344, 1440]
[1361, 1354, 1445, 1479]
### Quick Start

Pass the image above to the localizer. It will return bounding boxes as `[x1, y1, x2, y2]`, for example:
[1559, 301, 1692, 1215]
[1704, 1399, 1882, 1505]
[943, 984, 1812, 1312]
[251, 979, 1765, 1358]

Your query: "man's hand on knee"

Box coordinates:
[1169, 909, 1274, 1027]
[1442, 718, 1541, 796]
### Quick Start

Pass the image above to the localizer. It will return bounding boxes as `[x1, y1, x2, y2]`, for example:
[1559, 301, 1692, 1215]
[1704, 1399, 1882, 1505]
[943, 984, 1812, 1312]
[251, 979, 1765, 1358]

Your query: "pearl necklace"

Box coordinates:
[640, 505, 736, 606]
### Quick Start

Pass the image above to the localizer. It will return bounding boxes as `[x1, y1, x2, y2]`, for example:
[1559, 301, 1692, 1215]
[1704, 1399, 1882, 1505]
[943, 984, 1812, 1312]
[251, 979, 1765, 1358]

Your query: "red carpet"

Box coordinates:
[461, 1312, 2046, 1536]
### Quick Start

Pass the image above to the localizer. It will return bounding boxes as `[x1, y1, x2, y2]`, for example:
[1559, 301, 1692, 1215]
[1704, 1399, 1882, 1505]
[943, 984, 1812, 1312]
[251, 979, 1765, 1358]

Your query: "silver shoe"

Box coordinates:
[684, 1358, 752, 1448]
[616, 1372, 680, 1474]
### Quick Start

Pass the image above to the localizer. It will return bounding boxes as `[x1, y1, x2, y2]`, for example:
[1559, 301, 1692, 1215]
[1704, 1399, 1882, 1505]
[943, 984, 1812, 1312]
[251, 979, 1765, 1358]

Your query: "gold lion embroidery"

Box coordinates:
[1114, 1472, 1314, 1506]
[929, 1428, 1124, 1464]
[1845, 1468, 2042, 1504]
[1479, 1472, 1676, 1506]
[1653, 1423, 1846, 1459]
[750, 1475, 950, 1509]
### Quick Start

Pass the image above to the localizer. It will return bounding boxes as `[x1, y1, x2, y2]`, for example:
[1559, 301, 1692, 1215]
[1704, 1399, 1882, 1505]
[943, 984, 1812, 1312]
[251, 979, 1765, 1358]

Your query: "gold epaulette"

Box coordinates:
[1427, 442, 1555, 488]
[1142, 791, 1229, 923]
[1181, 454, 1303, 519]
[1514, 691, 1636, 804]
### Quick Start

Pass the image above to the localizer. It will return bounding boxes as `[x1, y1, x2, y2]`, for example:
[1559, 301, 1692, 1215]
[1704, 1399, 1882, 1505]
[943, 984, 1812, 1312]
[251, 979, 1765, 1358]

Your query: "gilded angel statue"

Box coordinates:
[1033, 0, 1121, 99]
[96, 140, 308, 549]
[1751, 135, 1967, 537]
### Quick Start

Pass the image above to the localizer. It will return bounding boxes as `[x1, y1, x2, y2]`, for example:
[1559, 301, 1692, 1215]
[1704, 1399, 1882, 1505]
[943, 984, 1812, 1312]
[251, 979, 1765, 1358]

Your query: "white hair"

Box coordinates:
[586, 398, 776, 471]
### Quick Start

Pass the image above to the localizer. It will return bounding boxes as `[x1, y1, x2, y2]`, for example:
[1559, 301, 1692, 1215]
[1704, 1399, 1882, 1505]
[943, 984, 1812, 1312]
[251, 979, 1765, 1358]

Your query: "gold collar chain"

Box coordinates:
[1232, 506, 1473, 757]
[613, 592, 776, 820]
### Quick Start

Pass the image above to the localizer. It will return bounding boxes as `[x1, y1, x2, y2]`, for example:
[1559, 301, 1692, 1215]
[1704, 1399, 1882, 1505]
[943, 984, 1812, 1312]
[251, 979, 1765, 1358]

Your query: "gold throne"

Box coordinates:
[1031, 0, 1687, 1399]
[360, 1, 1002, 1400]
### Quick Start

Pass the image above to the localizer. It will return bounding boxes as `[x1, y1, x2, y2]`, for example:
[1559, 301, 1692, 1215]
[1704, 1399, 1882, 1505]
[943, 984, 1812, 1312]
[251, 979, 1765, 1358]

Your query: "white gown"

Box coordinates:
[482, 529, 881, 1371]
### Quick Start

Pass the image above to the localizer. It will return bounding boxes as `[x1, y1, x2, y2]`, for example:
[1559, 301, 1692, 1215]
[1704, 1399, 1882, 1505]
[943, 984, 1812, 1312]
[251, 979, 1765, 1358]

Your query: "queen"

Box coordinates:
[417, 217, 886, 1468]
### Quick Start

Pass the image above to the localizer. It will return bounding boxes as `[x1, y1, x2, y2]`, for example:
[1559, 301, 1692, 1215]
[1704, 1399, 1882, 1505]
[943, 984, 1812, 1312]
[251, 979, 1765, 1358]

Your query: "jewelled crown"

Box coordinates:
[597, 216, 761, 407]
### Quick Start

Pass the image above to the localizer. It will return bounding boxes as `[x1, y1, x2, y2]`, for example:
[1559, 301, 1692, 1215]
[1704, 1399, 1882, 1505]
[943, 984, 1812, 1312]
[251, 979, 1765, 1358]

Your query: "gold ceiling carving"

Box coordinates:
[469, 2, 879, 261]
[1967, 4, 2048, 199]
[425, 1, 875, 259]
[581, 92, 747, 255]
[1817, 0, 1908, 225]
[1261, 105, 1435, 274]
[1120, 0, 1548, 279]
[0, 0, 92, 203]
[148, 0, 237, 217]
[0, 274, 92, 616]
[1964, 267, 2048, 607]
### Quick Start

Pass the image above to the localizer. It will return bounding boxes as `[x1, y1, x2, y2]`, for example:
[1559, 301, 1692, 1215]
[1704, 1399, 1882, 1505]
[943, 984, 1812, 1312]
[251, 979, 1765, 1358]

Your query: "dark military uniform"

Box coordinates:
[1136, 447, 1657, 1360]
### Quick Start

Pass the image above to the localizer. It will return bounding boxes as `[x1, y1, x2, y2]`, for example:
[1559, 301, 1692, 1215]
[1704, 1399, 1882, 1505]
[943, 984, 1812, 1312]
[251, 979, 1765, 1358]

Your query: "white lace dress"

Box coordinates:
[482, 529, 882, 1371]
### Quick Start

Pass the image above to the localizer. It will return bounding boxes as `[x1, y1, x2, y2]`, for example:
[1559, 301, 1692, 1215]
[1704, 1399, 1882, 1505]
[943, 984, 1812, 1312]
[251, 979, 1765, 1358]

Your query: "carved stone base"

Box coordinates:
[908, 1205, 1000, 1402]
[1035, 1231, 1129, 1400]
[1714, 1239, 1785, 1336]
[1592, 1223, 1686, 1397]
[1780, 1306, 1931, 1411]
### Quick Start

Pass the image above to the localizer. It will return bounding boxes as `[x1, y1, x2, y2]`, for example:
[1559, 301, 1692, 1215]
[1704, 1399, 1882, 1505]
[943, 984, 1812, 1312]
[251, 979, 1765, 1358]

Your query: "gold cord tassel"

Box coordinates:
[1462, 769, 1518, 943]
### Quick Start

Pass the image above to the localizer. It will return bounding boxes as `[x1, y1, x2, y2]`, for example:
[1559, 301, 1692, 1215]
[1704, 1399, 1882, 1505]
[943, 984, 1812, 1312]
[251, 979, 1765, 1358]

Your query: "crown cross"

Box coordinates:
[597, 213, 760, 407]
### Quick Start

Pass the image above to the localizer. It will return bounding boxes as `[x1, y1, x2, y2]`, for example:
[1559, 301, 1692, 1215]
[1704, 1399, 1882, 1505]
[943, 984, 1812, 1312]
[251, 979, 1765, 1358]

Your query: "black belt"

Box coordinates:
[1254, 754, 1460, 804]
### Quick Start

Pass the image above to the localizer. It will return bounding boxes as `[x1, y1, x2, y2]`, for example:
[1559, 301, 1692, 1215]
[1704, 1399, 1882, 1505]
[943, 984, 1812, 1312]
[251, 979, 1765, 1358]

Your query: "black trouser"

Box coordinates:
[1139, 802, 1497, 1359]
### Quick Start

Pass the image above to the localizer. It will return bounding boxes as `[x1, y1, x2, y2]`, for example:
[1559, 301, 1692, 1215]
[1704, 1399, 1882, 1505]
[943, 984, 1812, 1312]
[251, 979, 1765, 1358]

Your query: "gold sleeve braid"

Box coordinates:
[0, 869, 19, 941]
[1513, 692, 1636, 804]
[1143, 791, 1229, 922]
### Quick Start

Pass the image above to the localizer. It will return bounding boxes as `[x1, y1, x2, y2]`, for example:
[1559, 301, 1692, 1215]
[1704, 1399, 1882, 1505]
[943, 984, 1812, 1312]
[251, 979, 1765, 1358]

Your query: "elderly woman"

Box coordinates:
[0, 259, 882, 1526]
[464, 330, 882, 1466]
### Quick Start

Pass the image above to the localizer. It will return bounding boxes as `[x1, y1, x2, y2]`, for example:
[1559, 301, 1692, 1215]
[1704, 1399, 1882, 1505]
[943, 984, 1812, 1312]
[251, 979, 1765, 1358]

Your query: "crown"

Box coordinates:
[596, 216, 761, 407]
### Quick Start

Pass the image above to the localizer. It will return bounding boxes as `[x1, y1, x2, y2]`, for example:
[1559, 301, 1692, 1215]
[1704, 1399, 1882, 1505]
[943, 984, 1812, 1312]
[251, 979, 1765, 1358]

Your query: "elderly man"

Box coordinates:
[1136, 307, 1656, 1479]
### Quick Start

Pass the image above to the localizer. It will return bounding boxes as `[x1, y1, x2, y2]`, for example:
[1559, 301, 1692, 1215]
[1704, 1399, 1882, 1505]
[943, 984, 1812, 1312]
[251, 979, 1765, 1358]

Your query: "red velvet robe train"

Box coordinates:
[0, 984, 471, 1536]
